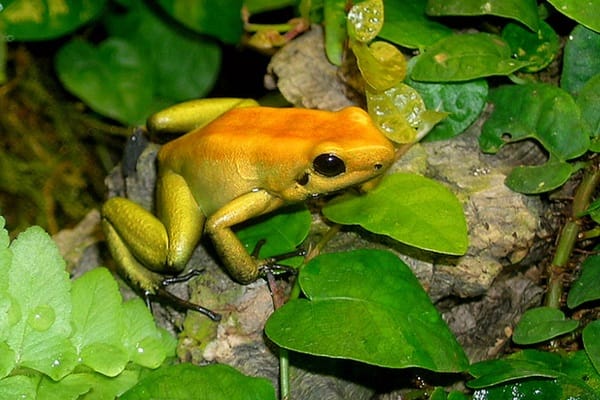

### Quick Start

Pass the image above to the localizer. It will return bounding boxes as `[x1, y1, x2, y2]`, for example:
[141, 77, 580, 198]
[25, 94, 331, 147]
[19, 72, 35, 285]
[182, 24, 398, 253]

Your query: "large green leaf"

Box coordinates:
[6, 226, 76, 381]
[548, 0, 600, 32]
[583, 320, 600, 375]
[56, 0, 221, 125]
[480, 83, 590, 193]
[56, 38, 153, 125]
[323, 0, 348, 66]
[0, 0, 107, 40]
[323, 173, 468, 255]
[561, 25, 600, 97]
[121, 363, 276, 400]
[426, 0, 539, 31]
[379, 0, 453, 49]
[411, 33, 532, 82]
[155, 0, 244, 44]
[265, 250, 469, 372]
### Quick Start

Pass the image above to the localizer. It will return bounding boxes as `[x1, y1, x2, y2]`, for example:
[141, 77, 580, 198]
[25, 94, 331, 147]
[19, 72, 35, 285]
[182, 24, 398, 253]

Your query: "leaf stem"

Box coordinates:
[545, 163, 600, 309]
[279, 348, 290, 400]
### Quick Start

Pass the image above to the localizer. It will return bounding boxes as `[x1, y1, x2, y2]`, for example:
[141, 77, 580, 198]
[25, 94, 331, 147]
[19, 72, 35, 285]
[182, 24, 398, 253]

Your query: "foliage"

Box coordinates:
[0, 216, 175, 398]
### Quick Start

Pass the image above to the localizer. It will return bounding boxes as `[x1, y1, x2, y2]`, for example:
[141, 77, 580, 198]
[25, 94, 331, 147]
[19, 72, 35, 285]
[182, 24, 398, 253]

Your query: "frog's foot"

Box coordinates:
[145, 271, 222, 322]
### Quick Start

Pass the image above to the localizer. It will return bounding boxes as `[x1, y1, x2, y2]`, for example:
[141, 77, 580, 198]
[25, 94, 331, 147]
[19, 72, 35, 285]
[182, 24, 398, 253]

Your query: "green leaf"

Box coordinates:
[512, 307, 578, 345]
[480, 83, 589, 193]
[352, 40, 407, 91]
[0, 0, 107, 40]
[548, 0, 600, 32]
[470, 350, 600, 399]
[347, 0, 384, 43]
[426, 0, 539, 31]
[155, 0, 244, 44]
[379, 0, 453, 49]
[469, 350, 562, 388]
[567, 255, 600, 308]
[577, 74, 600, 144]
[121, 299, 175, 369]
[6, 226, 77, 380]
[505, 160, 575, 194]
[502, 20, 560, 73]
[583, 320, 600, 375]
[265, 250, 468, 372]
[56, 38, 153, 125]
[407, 77, 488, 141]
[236, 205, 311, 265]
[104, 1, 221, 104]
[323, 0, 348, 65]
[70, 268, 128, 377]
[323, 173, 468, 255]
[121, 363, 276, 400]
[561, 25, 600, 96]
[0, 375, 38, 399]
[411, 33, 532, 82]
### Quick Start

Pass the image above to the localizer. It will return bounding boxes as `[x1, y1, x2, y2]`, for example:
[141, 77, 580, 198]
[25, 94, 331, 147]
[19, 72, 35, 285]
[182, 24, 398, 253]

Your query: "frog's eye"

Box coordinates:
[313, 153, 346, 177]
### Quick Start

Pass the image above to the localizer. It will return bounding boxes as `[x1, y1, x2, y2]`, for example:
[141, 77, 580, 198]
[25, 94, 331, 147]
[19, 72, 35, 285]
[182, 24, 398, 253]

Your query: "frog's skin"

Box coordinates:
[101, 99, 395, 319]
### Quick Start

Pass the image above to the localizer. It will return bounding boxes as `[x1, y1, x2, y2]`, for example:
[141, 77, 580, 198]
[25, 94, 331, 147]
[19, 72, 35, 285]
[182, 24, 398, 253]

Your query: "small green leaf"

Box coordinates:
[568, 255, 600, 308]
[505, 160, 575, 194]
[121, 299, 175, 369]
[577, 74, 600, 143]
[236, 205, 310, 265]
[323, 173, 468, 255]
[347, 0, 384, 43]
[323, 0, 348, 66]
[407, 76, 488, 142]
[56, 38, 153, 125]
[583, 320, 600, 375]
[468, 350, 562, 388]
[352, 40, 407, 91]
[480, 83, 589, 158]
[7, 226, 76, 380]
[411, 33, 532, 82]
[548, 0, 600, 32]
[561, 25, 600, 96]
[502, 20, 560, 73]
[121, 363, 276, 400]
[265, 250, 469, 372]
[155, 0, 244, 44]
[70, 268, 128, 377]
[512, 307, 578, 345]
[0, 0, 107, 40]
[378, 0, 453, 49]
[426, 0, 539, 31]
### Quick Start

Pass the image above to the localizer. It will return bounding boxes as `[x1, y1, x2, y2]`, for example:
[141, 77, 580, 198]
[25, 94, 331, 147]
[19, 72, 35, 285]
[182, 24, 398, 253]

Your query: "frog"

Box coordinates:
[101, 98, 396, 320]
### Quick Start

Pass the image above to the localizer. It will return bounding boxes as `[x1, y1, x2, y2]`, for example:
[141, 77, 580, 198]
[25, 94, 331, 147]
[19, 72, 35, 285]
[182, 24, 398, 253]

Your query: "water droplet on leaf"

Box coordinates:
[27, 304, 55, 331]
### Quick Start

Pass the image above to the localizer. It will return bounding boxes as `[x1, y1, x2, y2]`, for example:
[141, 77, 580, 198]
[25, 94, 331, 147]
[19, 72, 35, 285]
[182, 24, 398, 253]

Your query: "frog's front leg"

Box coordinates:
[205, 190, 286, 284]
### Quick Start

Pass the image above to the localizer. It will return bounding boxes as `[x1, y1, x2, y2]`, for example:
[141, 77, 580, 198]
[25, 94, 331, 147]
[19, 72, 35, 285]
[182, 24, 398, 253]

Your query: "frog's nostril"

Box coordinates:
[374, 163, 383, 170]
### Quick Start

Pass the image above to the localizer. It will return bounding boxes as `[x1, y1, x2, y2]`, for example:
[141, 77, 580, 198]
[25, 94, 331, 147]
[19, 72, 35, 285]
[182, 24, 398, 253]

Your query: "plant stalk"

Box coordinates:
[545, 164, 600, 308]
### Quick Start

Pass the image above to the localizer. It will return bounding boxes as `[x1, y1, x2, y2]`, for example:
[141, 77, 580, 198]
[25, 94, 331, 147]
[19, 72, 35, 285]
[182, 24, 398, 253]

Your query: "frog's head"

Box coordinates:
[277, 107, 395, 200]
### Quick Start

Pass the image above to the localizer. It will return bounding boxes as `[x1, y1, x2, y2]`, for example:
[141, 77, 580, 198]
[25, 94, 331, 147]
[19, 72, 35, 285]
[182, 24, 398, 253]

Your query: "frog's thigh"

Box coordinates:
[206, 190, 284, 283]
[102, 197, 168, 272]
[102, 212, 166, 293]
[156, 171, 205, 271]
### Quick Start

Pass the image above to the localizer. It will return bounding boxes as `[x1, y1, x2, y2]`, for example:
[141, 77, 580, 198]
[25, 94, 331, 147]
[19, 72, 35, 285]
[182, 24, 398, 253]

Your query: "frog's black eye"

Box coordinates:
[313, 153, 346, 177]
